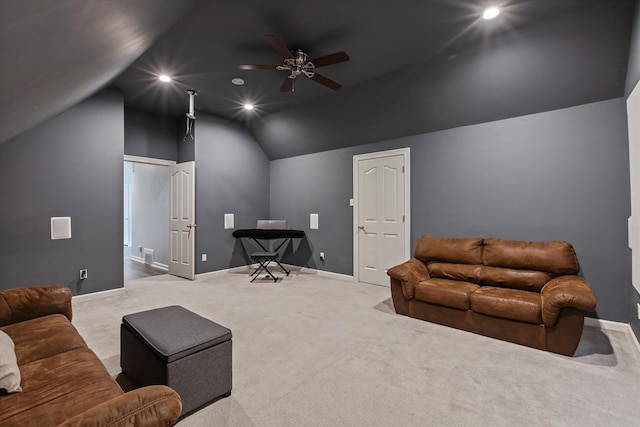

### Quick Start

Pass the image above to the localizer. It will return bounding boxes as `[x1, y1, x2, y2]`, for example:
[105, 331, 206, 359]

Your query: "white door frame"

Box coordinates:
[353, 147, 411, 283]
[123, 155, 176, 269]
[124, 182, 131, 246]
[124, 155, 176, 167]
[628, 80, 640, 294]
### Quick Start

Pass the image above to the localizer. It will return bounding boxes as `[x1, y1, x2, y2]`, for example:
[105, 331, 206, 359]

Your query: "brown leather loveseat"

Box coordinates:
[387, 236, 597, 356]
[0, 285, 182, 426]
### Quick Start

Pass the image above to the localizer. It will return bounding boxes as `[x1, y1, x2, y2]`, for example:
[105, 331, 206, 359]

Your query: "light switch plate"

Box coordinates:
[310, 213, 319, 229]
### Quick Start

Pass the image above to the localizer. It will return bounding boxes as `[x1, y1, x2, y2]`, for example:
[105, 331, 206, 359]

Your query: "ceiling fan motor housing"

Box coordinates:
[239, 35, 349, 91]
[279, 50, 315, 79]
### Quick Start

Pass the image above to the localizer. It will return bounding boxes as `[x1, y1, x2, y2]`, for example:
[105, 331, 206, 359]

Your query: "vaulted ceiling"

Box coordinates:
[1, 0, 636, 158]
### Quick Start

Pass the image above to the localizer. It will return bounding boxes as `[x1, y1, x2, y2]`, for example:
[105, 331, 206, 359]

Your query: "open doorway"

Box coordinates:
[124, 156, 175, 281]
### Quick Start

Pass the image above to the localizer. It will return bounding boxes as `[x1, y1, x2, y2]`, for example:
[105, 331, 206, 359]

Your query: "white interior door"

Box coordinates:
[354, 149, 410, 286]
[169, 161, 196, 280]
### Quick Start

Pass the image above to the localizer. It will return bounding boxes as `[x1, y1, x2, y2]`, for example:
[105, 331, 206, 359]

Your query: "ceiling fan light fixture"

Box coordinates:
[243, 103, 254, 111]
[158, 74, 172, 82]
[483, 7, 500, 20]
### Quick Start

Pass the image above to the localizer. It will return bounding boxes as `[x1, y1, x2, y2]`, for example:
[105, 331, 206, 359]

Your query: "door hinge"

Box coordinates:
[402, 165, 405, 173]
[403, 215, 405, 222]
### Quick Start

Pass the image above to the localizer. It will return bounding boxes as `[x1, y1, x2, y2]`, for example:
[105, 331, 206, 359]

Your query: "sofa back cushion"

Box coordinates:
[482, 238, 580, 275]
[427, 263, 552, 292]
[414, 236, 483, 265]
[478, 265, 553, 292]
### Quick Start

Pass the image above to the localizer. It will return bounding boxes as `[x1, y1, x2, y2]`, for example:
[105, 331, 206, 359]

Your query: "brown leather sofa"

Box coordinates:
[387, 236, 597, 356]
[0, 285, 182, 426]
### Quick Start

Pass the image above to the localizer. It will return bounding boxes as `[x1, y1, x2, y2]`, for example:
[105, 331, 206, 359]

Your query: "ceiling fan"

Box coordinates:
[238, 34, 350, 92]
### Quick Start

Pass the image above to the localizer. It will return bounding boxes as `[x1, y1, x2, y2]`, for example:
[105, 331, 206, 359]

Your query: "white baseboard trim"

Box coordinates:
[584, 317, 640, 355]
[283, 264, 356, 282]
[195, 264, 355, 282]
[584, 317, 629, 332]
[72, 287, 125, 303]
[129, 255, 168, 271]
[153, 262, 169, 270]
[195, 265, 255, 280]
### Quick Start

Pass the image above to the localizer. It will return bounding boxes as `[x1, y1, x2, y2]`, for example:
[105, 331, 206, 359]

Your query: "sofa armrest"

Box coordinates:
[0, 285, 72, 327]
[387, 258, 429, 299]
[58, 385, 182, 427]
[540, 276, 596, 327]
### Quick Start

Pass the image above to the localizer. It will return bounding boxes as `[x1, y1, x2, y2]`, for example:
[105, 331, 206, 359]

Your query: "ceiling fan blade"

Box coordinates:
[280, 76, 295, 92]
[266, 34, 294, 59]
[309, 51, 350, 68]
[308, 72, 342, 90]
[238, 64, 278, 70]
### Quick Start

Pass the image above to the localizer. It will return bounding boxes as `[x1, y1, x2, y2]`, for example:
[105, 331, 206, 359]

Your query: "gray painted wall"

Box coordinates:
[632, 289, 640, 339]
[178, 116, 195, 163]
[270, 98, 630, 323]
[0, 89, 124, 295]
[124, 107, 178, 161]
[193, 114, 270, 274]
[625, 0, 640, 98]
[270, 150, 355, 273]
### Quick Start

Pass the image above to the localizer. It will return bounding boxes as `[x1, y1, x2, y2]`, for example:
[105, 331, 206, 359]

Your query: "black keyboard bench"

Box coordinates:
[251, 251, 279, 282]
[233, 229, 305, 282]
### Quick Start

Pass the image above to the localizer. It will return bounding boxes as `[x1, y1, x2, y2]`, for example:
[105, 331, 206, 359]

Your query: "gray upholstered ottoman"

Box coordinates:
[120, 305, 232, 417]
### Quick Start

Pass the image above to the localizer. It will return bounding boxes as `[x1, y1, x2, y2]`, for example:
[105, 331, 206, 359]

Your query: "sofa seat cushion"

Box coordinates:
[470, 287, 542, 324]
[414, 279, 480, 310]
[1, 314, 87, 365]
[0, 347, 123, 425]
[478, 266, 553, 292]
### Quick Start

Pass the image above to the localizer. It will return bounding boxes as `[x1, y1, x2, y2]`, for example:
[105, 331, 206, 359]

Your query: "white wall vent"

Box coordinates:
[51, 217, 71, 240]
[143, 248, 154, 265]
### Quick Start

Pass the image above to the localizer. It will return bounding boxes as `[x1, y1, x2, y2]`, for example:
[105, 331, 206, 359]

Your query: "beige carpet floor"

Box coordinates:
[71, 270, 640, 427]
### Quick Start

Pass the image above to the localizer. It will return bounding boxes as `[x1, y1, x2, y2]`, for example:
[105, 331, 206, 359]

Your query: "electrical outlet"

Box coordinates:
[202, 254, 207, 262]
[79, 269, 88, 280]
[320, 252, 325, 261]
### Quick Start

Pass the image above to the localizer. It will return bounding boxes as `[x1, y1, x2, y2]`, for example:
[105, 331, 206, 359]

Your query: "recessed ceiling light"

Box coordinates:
[483, 7, 500, 20]
[232, 78, 245, 86]
[243, 103, 254, 111]
[158, 74, 172, 82]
